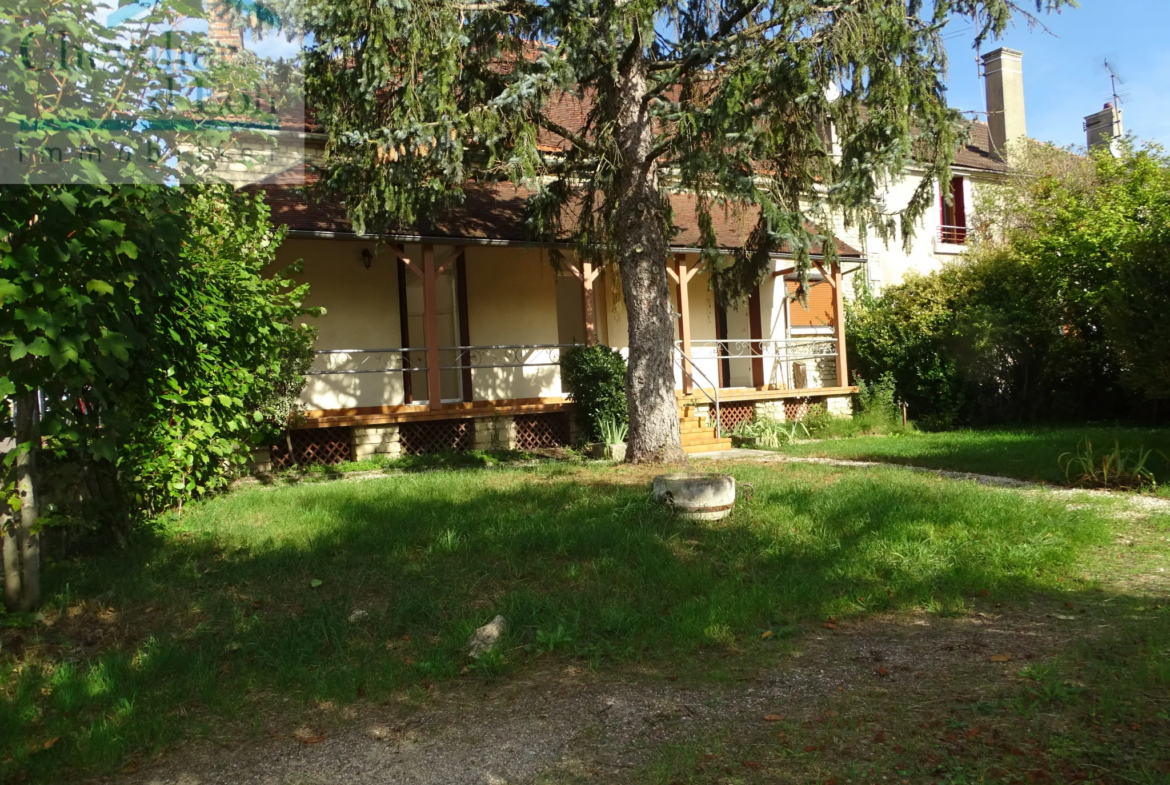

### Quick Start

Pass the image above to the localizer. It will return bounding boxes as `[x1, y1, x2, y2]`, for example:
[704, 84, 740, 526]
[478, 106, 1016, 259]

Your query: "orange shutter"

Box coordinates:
[785, 280, 835, 327]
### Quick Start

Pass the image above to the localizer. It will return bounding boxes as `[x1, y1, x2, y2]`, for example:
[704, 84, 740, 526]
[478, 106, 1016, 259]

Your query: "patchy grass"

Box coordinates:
[778, 424, 1170, 487]
[265, 448, 560, 479]
[0, 460, 1160, 782]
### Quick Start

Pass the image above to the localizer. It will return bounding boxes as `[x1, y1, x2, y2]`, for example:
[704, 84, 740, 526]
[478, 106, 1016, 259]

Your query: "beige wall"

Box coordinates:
[464, 246, 564, 400]
[278, 238, 405, 411]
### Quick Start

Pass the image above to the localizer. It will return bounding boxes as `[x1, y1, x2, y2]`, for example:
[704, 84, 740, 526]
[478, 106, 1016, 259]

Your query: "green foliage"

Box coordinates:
[849, 142, 1170, 427]
[597, 415, 628, 446]
[854, 373, 902, 433]
[0, 185, 318, 531]
[0, 461, 1116, 780]
[1105, 223, 1170, 401]
[731, 416, 808, 448]
[1058, 439, 1162, 491]
[304, 0, 1070, 299]
[560, 345, 628, 443]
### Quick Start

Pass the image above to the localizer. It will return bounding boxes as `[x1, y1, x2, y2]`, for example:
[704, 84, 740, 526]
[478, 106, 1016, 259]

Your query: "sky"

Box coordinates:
[940, 0, 1170, 147]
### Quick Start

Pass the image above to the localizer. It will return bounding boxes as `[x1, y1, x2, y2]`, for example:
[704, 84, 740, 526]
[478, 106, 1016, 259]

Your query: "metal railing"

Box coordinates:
[674, 346, 722, 438]
[306, 344, 584, 375]
[938, 225, 968, 245]
[683, 338, 838, 362]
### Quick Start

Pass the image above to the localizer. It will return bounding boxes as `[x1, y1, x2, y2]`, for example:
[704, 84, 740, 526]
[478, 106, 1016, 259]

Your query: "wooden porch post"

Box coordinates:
[673, 253, 693, 394]
[581, 260, 598, 346]
[748, 285, 765, 388]
[832, 262, 848, 388]
[422, 244, 443, 411]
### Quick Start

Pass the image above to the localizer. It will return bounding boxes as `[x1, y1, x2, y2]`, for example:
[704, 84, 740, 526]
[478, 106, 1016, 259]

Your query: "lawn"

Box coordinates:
[777, 424, 1170, 486]
[0, 458, 1166, 783]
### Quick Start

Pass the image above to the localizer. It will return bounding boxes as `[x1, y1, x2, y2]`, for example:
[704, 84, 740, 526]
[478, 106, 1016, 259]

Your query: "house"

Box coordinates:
[251, 167, 865, 465]
[223, 40, 1032, 467]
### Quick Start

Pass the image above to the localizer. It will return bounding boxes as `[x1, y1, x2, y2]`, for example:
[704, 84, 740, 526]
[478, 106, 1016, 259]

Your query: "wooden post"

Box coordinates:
[832, 262, 848, 388]
[674, 254, 693, 394]
[422, 244, 443, 410]
[581, 260, 597, 346]
[748, 285, 765, 388]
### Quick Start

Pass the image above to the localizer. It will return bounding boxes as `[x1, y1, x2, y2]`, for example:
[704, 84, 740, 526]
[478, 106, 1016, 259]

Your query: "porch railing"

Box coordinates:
[306, 344, 585, 375]
[684, 338, 838, 362]
[681, 338, 839, 390]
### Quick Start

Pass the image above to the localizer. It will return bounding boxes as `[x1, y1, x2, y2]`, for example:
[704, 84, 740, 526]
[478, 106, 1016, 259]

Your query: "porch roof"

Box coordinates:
[246, 165, 865, 259]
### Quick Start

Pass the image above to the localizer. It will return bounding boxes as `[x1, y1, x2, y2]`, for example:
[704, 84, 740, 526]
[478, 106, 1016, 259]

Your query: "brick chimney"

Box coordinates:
[206, 1, 243, 58]
[1085, 102, 1124, 151]
[981, 48, 1027, 161]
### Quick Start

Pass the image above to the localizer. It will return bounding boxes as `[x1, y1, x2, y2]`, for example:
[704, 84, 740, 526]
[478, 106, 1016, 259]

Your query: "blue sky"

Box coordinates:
[940, 0, 1170, 147]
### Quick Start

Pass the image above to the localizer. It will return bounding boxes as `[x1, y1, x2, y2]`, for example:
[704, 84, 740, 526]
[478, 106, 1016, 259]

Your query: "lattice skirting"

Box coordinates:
[400, 419, 473, 455]
[783, 397, 824, 422]
[515, 412, 572, 450]
[270, 427, 354, 469]
[717, 403, 755, 433]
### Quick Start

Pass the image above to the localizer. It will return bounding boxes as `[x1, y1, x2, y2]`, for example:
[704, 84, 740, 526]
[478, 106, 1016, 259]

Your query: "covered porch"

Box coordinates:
[261, 232, 861, 466]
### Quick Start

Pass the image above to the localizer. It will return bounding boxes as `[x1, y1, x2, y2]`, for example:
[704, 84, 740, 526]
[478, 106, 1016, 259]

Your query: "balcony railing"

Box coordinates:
[938, 224, 968, 245]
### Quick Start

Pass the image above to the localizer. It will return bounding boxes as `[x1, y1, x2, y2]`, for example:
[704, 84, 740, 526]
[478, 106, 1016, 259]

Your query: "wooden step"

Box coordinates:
[680, 430, 731, 446]
[683, 439, 733, 454]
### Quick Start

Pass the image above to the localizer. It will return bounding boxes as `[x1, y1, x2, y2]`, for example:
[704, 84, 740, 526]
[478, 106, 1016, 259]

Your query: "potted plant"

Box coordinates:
[591, 415, 629, 460]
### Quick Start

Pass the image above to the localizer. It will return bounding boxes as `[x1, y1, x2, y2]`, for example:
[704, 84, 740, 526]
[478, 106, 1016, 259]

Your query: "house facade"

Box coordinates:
[233, 48, 1032, 467]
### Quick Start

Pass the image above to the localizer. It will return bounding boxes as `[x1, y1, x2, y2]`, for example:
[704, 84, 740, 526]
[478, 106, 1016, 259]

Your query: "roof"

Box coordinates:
[249, 165, 864, 258]
[954, 122, 1009, 173]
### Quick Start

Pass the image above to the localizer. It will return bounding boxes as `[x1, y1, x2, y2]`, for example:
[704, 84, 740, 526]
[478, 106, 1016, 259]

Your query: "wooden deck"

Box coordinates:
[294, 387, 856, 429]
[678, 385, 859, 405]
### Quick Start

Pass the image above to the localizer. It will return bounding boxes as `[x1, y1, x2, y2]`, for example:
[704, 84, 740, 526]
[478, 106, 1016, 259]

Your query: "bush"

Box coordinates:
[1106, 224, 1170, 403]
[854, 372, 901, 432]
[560, 344, 628, 443]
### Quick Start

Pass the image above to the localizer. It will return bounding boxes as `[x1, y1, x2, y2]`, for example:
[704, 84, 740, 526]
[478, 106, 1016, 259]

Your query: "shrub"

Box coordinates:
[1106, 224, 1170, 403]
[560, 345, 628, 443]
[854, 372, 901, 432]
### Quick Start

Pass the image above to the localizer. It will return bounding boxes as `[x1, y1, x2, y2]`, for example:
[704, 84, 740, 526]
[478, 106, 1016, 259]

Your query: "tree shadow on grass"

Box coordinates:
[0, 463, 1155, 782]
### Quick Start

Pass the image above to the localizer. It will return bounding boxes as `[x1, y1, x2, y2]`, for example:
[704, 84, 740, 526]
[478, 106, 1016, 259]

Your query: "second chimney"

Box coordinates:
[981, 48, 1027, 161]
[1085, 102, 1124, 151]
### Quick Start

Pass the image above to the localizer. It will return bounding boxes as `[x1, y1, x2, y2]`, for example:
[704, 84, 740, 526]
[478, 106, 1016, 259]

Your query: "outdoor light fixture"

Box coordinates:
[361, 248, 373, 269]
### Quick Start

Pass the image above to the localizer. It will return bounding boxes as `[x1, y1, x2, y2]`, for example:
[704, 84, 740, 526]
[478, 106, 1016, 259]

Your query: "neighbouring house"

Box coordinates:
[214, 40, 1039, 468]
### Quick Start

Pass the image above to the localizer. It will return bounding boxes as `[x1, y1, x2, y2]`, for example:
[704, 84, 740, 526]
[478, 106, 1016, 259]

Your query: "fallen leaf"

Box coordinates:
[877, 666, 890, 677]
[123, 763, 139, 774]
[825, 779, 838, 785]
[893, 744, 905, 754]
[760, 630, 773, 640]
[742, 761, 760, 770]
[42, 737, 59, 750]
[309, 578, 323, 589]
[803, 745, 821, 753]
[979, 589, 990, 596]
[667, 675, 679, 681]
[822, 622, 837, 630]
[873, 730, 886, 743]
[764, 714, 784, 722]
[300, 735, 328, 744]
[990, 654, 1012, 663]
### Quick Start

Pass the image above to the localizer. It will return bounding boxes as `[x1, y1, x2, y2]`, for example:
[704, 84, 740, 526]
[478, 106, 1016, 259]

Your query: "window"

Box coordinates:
[939, 176, 967, 244]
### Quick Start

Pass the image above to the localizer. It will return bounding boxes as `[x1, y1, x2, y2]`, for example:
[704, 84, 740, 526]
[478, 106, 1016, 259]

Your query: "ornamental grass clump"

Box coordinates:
[1058, 438, 1163, 491]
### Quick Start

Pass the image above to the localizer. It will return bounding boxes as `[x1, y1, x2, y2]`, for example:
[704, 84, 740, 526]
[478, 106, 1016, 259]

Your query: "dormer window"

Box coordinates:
[939, 176, 968, 244]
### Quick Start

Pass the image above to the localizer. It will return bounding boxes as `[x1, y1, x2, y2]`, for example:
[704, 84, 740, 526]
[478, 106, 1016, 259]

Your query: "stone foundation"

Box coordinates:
[352, 424, 401, 460]
[250, 446, 273, 474]
[825, 394, 853, 417]
[473, 416, 517, 450]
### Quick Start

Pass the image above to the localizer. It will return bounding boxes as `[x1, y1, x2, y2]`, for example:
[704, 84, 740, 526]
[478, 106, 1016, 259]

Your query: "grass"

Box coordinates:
[778, 424, 1170, 487]
[0, 458, 1163, 782]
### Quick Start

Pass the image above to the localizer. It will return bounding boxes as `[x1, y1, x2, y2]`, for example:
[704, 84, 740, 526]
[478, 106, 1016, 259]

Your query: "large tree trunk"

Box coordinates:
[612, 52, 686, 464]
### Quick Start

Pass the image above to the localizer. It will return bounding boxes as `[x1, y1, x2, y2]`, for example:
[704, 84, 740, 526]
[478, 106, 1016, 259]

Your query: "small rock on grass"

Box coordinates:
[467, 615, 507, 659]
